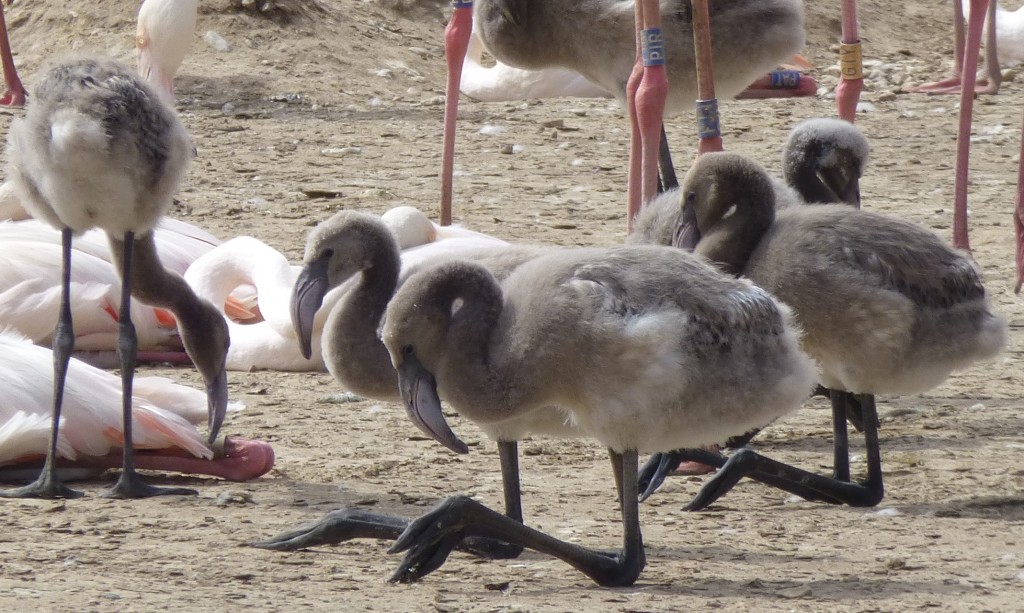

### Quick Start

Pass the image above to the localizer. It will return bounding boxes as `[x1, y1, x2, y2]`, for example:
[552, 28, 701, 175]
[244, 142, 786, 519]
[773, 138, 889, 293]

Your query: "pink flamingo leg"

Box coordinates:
[915, 0, 1000, 95]
[692, 0, 722, 155]
[440, 1, 474, 227]
[121, 437, 275, 482]
[625, 3, 645, 231]
[0, 2, 25, 107]
[952, 0, 989, 252]
[835, 0, 862, 122]
[628, 0, 669, 228]
[75, 437, 273, 482]
[978, 0, 1002, 94]
[914, 1, 967, 92]
[2, 438, 276, 484]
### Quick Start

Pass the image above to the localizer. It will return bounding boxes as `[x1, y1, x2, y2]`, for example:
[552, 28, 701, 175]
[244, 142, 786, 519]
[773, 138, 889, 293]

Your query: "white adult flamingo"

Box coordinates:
[136, 0, 199, 104]
[0, 0, 198, 107]
[0, 331, 273, 482]
[184, 235, 338, 372]
[181, 206, 509, 373]
[0, 217, 228, 361]
[2, 56, 229, 500]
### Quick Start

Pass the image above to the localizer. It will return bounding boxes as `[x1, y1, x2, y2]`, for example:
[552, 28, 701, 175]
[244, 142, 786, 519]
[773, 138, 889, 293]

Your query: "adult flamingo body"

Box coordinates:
[0, 331, 273, 483]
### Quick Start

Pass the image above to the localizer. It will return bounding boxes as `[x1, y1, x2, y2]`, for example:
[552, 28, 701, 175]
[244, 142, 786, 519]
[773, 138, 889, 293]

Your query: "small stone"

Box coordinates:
[204, 31, 231, 52]
[216, 491, 255, 507]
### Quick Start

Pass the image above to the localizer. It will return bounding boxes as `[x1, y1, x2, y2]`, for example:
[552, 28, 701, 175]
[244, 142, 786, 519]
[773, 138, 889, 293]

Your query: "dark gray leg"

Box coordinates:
[102, 231, 197, 498]
[657, 125, 678, 192]
[831, 389, 852, 481]
[388, 449, 647, 587]
[252, 440, 526, 561]
[685, 392, 884, 510]
[1, 228, 83, 499]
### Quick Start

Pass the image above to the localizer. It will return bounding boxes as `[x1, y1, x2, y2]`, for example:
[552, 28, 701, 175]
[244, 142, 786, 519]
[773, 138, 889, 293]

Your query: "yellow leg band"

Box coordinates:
[839, 41, 863, 80]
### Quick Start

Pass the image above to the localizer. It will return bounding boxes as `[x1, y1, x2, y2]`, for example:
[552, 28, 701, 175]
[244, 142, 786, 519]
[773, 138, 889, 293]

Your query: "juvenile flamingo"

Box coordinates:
[373, 246, 816, 585]
[440, 1, 808, 228]
[643, 153, 1006, 509]
[252, 211, 570, 559]
[2, 56, 229, 499]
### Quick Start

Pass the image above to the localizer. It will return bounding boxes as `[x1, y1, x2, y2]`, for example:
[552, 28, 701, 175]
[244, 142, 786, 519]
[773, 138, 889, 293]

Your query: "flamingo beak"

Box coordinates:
[818, 163, 861, 208]
[396, 350, 469, 455]
[673, 202, 702, 251]
[291, 256, 329, 360]
[207, 367, 228, 444]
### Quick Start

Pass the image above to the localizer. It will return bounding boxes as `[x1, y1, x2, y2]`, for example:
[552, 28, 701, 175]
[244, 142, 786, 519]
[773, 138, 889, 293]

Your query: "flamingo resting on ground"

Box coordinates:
[184, 235, 337, 372]
[0, 331, 273, 483]
[2, 56, 230, 500]
[0, 217, 228, 363]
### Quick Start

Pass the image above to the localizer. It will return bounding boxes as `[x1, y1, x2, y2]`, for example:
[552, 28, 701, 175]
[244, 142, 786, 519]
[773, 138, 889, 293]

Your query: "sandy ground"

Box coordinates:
[0, 0, 1023, 611]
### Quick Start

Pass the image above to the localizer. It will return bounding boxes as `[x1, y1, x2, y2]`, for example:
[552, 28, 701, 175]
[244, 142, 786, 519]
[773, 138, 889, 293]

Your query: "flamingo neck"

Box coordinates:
[327, 240, 401, 399]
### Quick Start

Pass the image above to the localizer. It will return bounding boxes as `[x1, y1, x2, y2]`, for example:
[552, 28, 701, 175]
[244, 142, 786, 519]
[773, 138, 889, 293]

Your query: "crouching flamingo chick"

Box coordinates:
[371, 245, 816, 585]
[642, 153, 1006, 510]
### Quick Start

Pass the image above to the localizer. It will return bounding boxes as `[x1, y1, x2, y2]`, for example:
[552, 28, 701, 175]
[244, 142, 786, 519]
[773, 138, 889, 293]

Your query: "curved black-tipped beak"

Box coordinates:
[396, 351, 469, 455]
[673, 202, 701, 251]
[291, 257, 330, 360]
[818, 164, 861, 208]
[207, 367, 229, 444]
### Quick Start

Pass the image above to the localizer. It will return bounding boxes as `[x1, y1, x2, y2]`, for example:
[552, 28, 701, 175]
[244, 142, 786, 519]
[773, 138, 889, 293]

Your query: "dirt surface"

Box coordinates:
[1, 1, 1023, 611]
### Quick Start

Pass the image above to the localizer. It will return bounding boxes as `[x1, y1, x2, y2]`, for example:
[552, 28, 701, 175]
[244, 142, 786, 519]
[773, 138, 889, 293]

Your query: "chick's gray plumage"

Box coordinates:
[8, 55, 191, 237]
[383, 245, 817, 453]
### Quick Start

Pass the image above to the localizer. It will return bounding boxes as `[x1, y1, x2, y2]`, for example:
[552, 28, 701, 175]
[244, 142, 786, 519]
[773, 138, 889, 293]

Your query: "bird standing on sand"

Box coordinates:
[2, 56, 229, 499]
